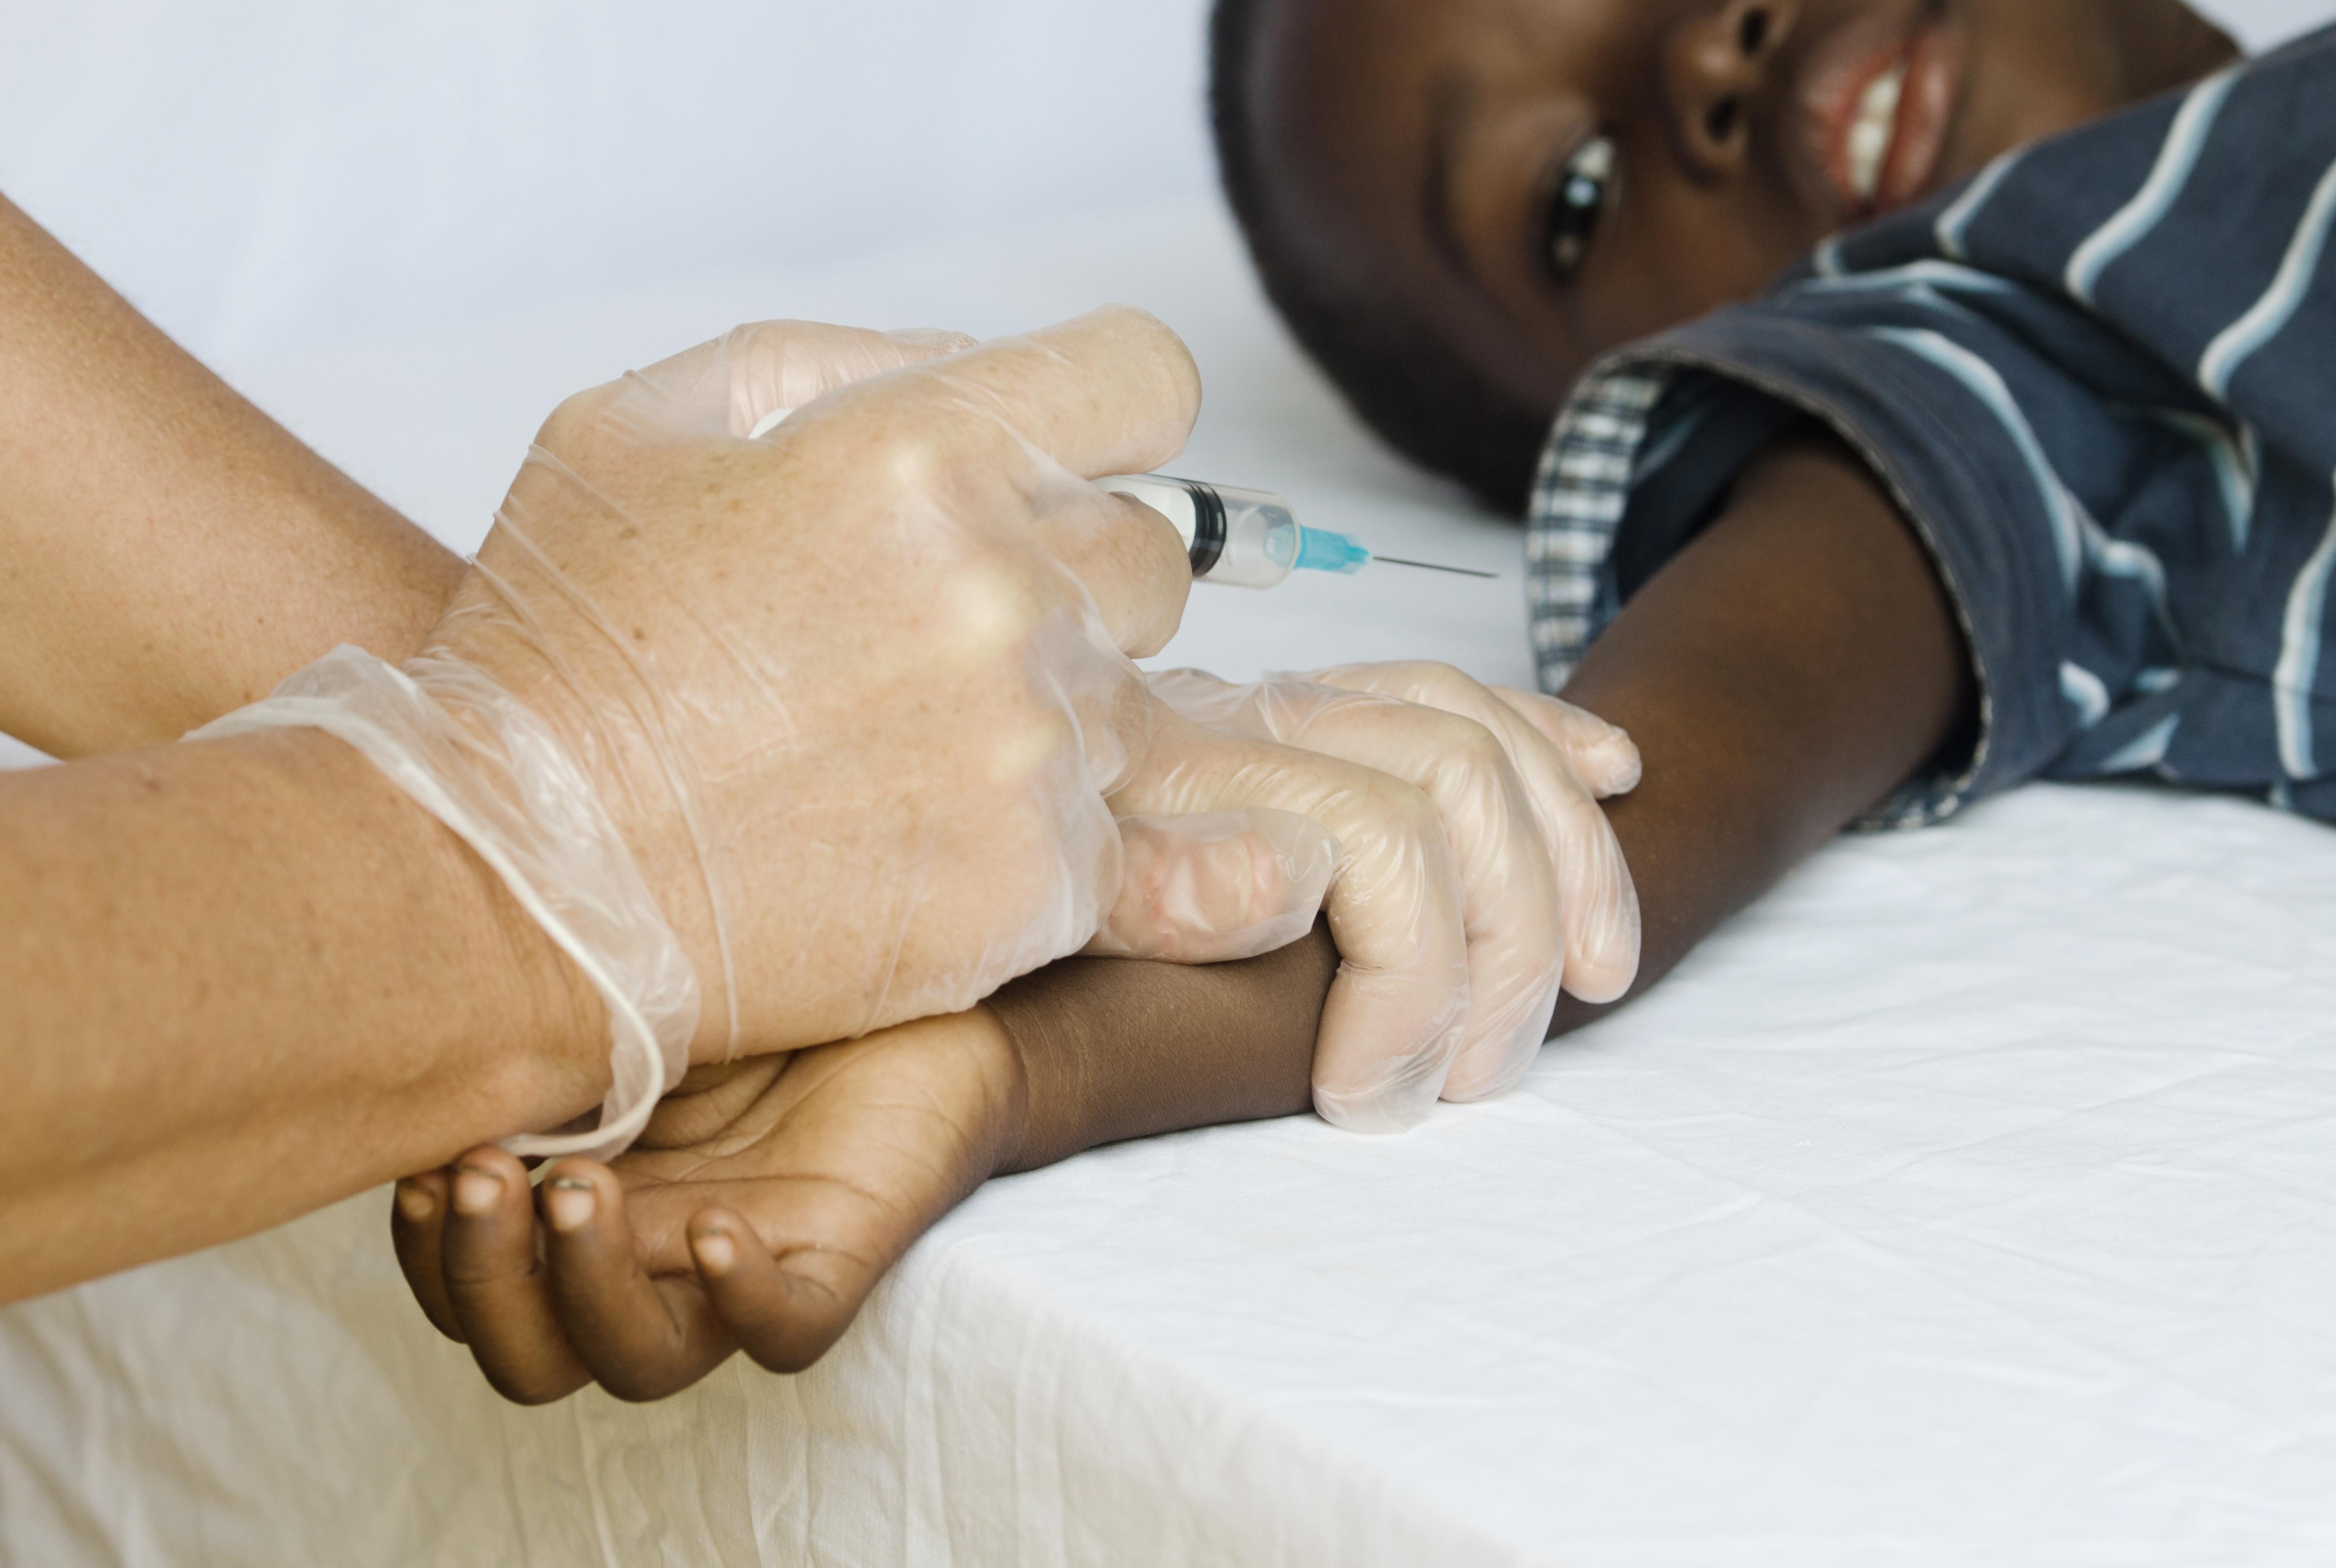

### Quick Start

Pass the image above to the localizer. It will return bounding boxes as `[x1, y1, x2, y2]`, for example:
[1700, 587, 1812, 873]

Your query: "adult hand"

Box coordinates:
[421, 309, 1216, 1072]
[1126, 663, 1639, 1122]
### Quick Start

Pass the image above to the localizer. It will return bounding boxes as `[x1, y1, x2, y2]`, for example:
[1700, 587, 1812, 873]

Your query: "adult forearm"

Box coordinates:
[0, 195, 461, 757]
[0, 729, 602, 1302]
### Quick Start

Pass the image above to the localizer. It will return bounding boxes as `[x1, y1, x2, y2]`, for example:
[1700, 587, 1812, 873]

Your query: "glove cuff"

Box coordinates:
[190, 645, 699, 1160]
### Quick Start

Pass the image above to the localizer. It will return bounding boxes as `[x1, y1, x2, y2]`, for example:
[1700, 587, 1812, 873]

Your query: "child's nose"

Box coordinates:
[1661, 1, 1797, 179]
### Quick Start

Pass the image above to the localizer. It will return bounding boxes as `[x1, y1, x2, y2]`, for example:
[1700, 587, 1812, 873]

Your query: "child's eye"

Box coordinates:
[1544, 135, 1616, 283]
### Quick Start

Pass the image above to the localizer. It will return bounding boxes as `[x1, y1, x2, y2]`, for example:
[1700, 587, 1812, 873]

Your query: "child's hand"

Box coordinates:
[388, 1010, 1024, 1404]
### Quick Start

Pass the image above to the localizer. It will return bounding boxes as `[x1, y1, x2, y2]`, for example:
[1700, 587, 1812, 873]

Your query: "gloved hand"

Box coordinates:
[1125, 662, 1640, 1126]
[202, 309, 1322, 1157]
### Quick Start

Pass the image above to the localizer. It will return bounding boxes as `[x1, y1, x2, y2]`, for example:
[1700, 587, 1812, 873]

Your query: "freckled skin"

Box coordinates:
[1249, 0, 2237, 410]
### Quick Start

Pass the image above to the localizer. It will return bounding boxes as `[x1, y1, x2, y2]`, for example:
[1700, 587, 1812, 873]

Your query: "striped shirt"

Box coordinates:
[1526, 25, 2336, 827]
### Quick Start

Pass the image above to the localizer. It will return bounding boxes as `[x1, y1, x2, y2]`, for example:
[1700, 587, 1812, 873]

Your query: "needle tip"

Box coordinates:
[1371, 555, 1501, 580]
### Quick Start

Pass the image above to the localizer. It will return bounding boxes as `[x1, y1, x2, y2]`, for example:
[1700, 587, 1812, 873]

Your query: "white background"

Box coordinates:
[8, 8, 2336, 1564]
[0, 0, 2328, 773]
[1, 0, 2327, 769]
[0, 3, 1217, 365]
[0, 0, 2319, 367]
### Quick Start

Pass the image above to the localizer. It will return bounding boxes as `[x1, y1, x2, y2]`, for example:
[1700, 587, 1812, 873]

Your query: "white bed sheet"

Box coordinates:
[5, 197, 2335, 1566]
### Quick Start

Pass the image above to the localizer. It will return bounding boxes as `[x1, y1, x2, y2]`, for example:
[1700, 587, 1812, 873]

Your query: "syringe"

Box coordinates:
[1100, 474, 1496, 589]
[742, 401, 1486, 587]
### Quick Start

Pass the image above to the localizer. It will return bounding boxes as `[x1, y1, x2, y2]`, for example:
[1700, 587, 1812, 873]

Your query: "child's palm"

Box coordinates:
[392, 1012, 1021, 1405]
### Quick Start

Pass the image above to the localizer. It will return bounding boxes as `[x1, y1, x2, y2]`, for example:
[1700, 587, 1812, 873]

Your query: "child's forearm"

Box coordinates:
[987, 438, 1974, 1169]
[989, 921, 1339, 1172]
[1548, 438, 1973, 1033]
[399, 439, 1980, 1402]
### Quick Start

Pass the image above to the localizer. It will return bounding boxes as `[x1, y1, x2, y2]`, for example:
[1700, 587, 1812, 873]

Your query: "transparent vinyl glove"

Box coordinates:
[1131, 663, 1641, 1125]
[206, 310, 1329, 1157]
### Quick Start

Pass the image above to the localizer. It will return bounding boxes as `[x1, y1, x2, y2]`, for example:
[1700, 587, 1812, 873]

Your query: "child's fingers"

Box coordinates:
[684, 1205, 869, 1375]
[439, 1147, 593, 1406]
[389, 1169, 464, 1342]
[537, 1161, 740, 1402]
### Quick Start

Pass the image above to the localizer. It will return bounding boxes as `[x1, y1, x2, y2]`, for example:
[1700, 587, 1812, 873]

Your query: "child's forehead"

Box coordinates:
[1253, 0, 1602, 238]
[1254, 0, 1612, 163]
[1260, 0, 1616, 87]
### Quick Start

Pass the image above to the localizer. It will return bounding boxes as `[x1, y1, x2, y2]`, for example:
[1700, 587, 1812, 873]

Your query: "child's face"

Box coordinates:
[1247, 0, 2210, 413]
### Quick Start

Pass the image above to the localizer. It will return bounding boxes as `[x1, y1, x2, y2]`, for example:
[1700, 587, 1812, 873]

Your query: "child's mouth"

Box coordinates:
[1803, 6, 1963, 221]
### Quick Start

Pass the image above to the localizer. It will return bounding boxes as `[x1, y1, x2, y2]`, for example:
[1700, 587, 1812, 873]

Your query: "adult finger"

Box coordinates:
[1156, 670, 1565, 1102]
[1109, 709, 1470, 1132]
[1087, 809, 1338, 964]
[723, 323, 978, 438]
[908, 305, 1202, 480]
[390, 1169, 463, 1343]
[621, 320, 978, 440]
[1490, 685, 1643, 798]
[1030, 482, 1194, 659]
[537, 1160, 740, 1402]
[1315, 663, 1644, 1008]
[827, 307, 1200, 655]
[438, 1147, 592, 1406]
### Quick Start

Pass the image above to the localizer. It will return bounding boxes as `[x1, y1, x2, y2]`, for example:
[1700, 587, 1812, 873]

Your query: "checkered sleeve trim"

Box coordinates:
[1524, 368, 1672, 693]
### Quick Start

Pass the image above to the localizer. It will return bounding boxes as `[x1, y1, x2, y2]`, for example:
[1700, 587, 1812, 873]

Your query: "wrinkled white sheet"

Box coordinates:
[5, 199, 2336, 1566]
[8, 1, 2336, 1559]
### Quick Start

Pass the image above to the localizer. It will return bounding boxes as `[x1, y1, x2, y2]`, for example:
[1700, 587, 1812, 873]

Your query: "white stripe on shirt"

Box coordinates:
[2200, 155, 2336, 397]
[2066, 67, 2243, 305]
[1865, 325, 2084, 593]
[1935, 149, 2028, 259]
[2272, 474, 2336, 777]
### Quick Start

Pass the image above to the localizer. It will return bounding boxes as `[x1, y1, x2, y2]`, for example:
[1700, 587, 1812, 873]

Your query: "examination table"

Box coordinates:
[3, 200, 2333, 1567]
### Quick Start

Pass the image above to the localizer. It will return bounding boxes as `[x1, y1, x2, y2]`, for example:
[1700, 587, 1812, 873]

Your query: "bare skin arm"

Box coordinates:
[400, 437, 1975, 1401]
[0, 196, 604, 1301]
[0, 194, 460, 757]
[1548, 437, 1976, 1029]
[1020, 437, 1975, 1114]
[0, 728, 609, 1302]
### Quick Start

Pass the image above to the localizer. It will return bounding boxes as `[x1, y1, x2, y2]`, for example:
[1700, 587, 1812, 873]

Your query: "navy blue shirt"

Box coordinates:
[1526, 25, 2336, 826]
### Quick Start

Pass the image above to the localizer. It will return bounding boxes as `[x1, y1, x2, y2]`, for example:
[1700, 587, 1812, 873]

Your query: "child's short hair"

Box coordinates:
[1209, 0, 1554, 513]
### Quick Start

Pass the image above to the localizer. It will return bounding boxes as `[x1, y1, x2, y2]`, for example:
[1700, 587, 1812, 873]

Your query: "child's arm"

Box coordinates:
[391, 938, 1342, 1404]
[1550, 436, 1975, 1030]
[396, 437, 1972, 1402]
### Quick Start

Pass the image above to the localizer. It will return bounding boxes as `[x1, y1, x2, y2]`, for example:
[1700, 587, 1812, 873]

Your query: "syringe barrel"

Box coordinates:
[1099, 475, 1300, 590]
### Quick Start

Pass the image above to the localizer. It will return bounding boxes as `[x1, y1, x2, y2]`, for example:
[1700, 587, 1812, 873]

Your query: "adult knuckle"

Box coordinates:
[1439, 713, 1506, 774]
[869, 422, 953, 494]
[536, 388, 612, 451]
[1405, 661, 1484, 708]
[1362, 770, 1442, 839]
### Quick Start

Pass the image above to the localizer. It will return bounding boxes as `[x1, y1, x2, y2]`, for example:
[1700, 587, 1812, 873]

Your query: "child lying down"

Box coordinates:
[396, 3, 2336, 1401]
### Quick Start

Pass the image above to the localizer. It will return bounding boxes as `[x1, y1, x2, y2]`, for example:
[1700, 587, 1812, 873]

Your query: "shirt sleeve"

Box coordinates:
[1530, 293, 2100, 829]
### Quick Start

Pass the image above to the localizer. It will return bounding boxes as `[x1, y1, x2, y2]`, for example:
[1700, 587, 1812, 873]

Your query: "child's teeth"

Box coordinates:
[1847, 63, 1907, 206]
